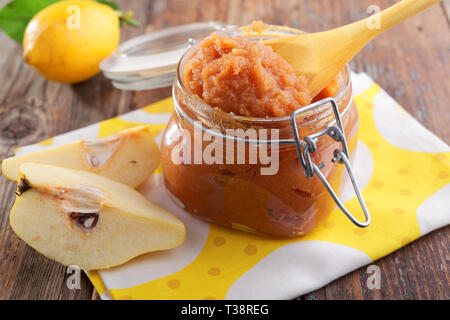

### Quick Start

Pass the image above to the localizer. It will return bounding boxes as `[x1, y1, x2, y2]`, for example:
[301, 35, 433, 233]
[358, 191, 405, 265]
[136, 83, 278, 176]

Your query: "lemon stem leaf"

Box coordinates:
[116, 10, 140, 28]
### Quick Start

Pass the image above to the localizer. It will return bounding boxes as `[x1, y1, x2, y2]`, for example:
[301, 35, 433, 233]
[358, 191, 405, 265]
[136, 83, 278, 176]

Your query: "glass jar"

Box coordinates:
[161, 25, 366, 237]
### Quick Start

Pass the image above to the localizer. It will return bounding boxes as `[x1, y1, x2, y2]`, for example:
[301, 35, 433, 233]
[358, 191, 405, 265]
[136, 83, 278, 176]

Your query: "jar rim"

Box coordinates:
[175, 24, 352, 125]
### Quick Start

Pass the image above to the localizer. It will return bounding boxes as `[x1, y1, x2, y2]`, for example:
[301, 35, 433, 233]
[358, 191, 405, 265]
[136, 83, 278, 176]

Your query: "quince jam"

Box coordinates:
[184, 34, 311, 117]
[161, 31, 358, 237]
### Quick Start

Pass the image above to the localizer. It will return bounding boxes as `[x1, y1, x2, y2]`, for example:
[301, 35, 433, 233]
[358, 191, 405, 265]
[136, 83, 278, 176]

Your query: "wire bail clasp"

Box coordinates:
[290, 98, 371, 228]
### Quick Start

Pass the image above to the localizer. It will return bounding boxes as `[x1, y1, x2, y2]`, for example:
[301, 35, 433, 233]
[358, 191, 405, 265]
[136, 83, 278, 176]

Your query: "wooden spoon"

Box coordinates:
[264, 0, 441, 97]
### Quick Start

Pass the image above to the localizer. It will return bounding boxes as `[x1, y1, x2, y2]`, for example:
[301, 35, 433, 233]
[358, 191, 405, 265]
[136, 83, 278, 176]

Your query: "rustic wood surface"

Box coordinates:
[0, 0, 448, 300]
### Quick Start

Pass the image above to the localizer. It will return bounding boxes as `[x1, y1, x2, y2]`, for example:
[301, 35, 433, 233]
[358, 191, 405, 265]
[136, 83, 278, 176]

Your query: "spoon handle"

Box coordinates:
[360, 0, 441, 38]
[309, 0, 441, 96]
[265, 0, 442, 97]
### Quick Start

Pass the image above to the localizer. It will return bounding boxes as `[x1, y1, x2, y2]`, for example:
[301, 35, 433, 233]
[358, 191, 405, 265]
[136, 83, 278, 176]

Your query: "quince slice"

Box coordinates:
[10, 163, 185, 270]
[2, 125, 160, 188]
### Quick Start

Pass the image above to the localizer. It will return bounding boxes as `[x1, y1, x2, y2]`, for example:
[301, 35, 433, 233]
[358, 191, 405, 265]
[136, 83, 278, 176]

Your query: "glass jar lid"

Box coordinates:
[100, 22, 233, 90]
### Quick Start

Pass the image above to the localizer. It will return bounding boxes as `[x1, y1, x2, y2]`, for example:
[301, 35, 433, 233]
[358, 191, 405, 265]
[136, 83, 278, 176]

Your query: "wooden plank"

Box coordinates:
[266, 0, 450, 300]
[0, 0, 144, 299]
[269, 0, 450, 143]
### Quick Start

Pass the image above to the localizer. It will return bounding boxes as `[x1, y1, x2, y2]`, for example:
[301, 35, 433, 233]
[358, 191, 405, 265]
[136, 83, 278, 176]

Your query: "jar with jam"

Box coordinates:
[101, 22, 371, 237]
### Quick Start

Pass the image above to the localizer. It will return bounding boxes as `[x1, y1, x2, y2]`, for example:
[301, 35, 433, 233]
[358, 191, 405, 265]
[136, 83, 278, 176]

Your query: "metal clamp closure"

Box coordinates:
[290, 98, 371, 228]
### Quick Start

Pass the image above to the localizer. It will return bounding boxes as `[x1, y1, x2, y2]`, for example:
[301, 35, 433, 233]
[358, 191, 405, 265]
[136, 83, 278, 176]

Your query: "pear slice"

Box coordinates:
[10, 163, 185, 270]
[2, 125, 160, 188]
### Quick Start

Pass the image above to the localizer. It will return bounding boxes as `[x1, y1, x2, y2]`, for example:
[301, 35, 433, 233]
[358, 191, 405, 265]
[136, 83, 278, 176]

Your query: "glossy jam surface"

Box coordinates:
[183, 34, 312, 117]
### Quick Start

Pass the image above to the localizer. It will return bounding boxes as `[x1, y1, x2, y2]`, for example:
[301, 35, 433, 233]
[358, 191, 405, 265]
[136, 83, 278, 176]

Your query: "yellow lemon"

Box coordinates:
[23, 0, 120, 83]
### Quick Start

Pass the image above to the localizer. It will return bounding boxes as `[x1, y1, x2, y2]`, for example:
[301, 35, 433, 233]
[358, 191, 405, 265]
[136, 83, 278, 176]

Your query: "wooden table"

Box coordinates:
[0, 0, 448, 300]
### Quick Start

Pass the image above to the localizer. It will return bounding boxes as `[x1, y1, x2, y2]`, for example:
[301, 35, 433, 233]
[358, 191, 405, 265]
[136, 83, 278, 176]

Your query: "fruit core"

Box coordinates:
[16, 178, 103, 232]
[68, 212, 99, 231]
[82, 135, 123, 168]
[16, 177, 32, 196]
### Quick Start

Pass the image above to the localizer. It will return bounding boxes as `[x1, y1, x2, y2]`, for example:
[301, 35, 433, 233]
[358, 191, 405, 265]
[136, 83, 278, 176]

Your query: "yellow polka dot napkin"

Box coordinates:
[16, 72, 450, 299]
